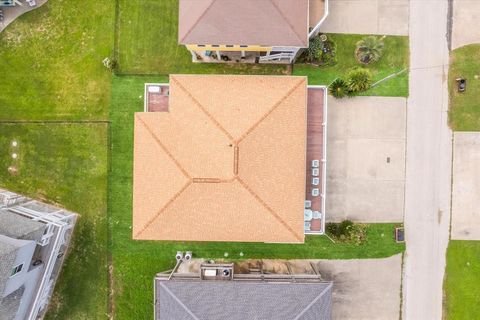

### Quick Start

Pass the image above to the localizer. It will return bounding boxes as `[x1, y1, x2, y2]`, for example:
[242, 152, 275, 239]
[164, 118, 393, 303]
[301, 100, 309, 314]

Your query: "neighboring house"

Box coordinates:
[0, 0, 15, 7]
[134, 75, 327, 243]
[155, 260, 333, 320]
[178, 0, 329, 64]
[0, 189, 77, 320]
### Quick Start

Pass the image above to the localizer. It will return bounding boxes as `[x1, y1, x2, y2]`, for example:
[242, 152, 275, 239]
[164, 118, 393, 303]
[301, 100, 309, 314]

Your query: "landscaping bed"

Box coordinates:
[448, 44, 480, 131]
[293, 34, 409, 97]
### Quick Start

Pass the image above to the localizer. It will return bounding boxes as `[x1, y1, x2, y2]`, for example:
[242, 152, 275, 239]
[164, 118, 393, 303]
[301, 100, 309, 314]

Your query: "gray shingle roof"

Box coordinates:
[0, 209, 46, 242]
[0, 236, 21, 296]
[0, 285, 25, 320]
[156, 280, 332, 320]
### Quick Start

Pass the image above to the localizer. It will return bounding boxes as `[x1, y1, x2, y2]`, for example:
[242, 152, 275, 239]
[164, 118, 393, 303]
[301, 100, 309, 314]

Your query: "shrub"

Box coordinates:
[326, 220, 367, 245]
[346, 67, 373, 92]
[329, 78, 350, 98]
[355, 36, 385, 64]
[301, 35, 336, 66]
[303, 36, 324, 62]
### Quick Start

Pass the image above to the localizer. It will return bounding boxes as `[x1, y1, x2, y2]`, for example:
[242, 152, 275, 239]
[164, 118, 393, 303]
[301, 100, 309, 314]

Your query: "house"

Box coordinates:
[0, 0, 15, 7]
[133, 75, 327, 243]
[0, 189, 77, 320]
[154, 259, 333, 320]
[178, 0, 329, 64]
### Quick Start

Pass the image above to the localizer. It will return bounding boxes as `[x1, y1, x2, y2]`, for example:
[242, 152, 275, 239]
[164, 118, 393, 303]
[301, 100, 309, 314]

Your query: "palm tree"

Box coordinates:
[355, 36, 385, 64]
[346, 68, 373, 92]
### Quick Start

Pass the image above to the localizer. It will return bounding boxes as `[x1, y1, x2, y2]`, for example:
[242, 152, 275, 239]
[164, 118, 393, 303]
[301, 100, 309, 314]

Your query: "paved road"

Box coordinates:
[403, 1, 452, 319]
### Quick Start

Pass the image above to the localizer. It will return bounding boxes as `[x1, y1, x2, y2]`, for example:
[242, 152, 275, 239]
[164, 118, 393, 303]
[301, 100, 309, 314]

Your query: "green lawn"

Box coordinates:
[109, 75, 406, 319]
[0, 0, 115, 120]
[116, 0, 287, 75]
[294, 34, 410, 96]
[0, 123, 108, 319]
[448, 44, 480, 131]
[444, 241, 480, 319]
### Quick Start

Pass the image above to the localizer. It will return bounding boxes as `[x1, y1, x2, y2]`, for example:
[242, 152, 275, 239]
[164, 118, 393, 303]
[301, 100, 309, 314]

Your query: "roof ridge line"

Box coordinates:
[159, 283, 200, 320]
[134, 181, 192, 238]
[179, 0, 218, 44]
[171, 77, 235, 142]
[236, 177, 303, 242]
[236, 78, 306, 144]
[137, 114, 191, 179]
[293, 282, 333, 320]
[269, 0, 307, 46]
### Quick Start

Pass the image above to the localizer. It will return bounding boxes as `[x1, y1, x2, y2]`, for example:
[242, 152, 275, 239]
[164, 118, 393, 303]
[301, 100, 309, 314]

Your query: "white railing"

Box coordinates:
[259, 52, 294, 62]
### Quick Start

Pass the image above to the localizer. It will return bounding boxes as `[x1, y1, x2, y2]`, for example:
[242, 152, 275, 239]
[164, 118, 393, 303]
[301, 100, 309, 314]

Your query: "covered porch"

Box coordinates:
[189, 49, 297, 64]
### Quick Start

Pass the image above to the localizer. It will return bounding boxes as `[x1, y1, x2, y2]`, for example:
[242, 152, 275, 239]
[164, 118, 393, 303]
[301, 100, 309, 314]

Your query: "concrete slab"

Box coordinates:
[321, 0, 409, 36]
[313, 254, 403, 320]
[452, 0, 480, 49]
[326, 96, 406, 222]
[451, 132, 480, 240]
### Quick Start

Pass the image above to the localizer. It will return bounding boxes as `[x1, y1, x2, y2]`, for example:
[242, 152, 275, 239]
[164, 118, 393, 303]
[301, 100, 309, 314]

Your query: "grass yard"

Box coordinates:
[0, 123, 109, 320]
[109, 75, 406, 319]
[116, 0, 287, 76]
[0, 0, 115, 120]
[444, 241, 480, 319]
[448, 44, 480, 131]
[294, 34, 410, 97]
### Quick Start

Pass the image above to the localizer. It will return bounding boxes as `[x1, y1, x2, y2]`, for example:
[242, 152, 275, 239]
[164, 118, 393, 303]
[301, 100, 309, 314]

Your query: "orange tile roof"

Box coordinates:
[133, 75, 307, 243]
[178, 0, 309, 47]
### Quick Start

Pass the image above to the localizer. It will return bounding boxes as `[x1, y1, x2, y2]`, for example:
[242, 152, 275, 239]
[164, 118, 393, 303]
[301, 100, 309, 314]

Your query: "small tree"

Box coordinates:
[329, 78, 350, 98]
[355, 36, 385, 64]
[346, 67, 372, 92]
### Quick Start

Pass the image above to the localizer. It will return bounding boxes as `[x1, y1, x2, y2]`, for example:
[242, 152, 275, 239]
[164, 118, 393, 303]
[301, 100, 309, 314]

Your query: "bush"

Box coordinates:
[346, 67, 373, 92]
[329, 78, 350, 98]
[301, 35, 336, 66]
[326, 220, 367, 245]
[355, 36, 385, 64]
[303, 36, 324, 62]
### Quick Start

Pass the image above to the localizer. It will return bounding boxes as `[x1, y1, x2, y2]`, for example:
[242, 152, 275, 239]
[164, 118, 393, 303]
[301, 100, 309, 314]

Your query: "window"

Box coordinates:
[10, 264, 23, 277]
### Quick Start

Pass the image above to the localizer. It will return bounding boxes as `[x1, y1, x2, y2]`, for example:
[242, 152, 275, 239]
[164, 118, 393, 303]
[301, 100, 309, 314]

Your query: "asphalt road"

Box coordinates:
[402, 1, 453, 319]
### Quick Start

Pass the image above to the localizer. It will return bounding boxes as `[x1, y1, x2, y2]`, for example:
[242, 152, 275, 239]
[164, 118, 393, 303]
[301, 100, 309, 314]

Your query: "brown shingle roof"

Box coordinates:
[178, 0, 309, 47]
[133, 75, 307, 243]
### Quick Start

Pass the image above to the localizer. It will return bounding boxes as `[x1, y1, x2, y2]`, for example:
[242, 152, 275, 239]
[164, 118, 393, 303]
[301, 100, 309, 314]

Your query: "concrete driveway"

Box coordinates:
[321, 0, 409, 36]
[327, 96, 406, 222]
[451, 132, 480, 240]
[451, 0, 480, 49]
[313, 254, 402, 320]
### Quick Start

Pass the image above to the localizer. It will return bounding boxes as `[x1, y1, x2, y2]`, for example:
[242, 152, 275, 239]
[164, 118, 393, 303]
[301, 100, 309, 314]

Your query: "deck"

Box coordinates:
[305, 87, 326, 234]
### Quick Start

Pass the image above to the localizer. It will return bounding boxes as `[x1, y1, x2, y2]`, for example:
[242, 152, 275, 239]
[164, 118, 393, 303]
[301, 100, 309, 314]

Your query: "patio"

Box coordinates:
[144, 84, 169, 112]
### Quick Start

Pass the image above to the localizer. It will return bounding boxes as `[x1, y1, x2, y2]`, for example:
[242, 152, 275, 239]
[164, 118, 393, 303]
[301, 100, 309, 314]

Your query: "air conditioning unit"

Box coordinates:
[175, 251, 183, 261]
[184, 251, 192, 261]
